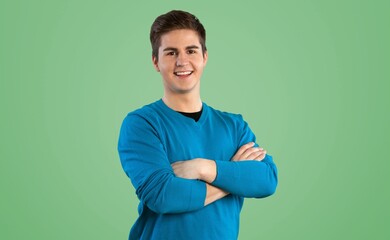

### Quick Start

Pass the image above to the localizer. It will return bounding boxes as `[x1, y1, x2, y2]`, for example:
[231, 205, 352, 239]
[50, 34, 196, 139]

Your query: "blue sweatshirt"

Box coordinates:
[118, 99, 278, 240]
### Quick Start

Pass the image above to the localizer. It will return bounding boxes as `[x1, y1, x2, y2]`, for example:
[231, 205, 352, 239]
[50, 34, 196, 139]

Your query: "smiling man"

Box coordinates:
[118, 10, 278, 240]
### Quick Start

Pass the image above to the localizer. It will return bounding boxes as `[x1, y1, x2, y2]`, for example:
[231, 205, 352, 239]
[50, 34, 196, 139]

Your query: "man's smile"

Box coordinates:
[174, 71, 193, 76]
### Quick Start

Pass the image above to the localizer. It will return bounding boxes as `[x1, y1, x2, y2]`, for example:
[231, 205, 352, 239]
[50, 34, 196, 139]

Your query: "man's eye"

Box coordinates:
[187, 50, 196, 54]
[166, 52, 176, 56]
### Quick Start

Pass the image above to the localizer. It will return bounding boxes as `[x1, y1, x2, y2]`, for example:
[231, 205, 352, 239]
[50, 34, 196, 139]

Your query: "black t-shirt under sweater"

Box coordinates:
[177, 108, 203, 122]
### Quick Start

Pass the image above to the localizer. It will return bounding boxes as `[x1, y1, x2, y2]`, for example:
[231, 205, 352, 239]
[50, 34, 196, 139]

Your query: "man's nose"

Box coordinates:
[176, 54, 189, 67]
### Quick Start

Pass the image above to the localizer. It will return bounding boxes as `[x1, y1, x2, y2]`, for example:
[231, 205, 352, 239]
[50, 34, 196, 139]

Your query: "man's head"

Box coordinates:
[150, 11, 208, 97]
[150, 10, 207, 60]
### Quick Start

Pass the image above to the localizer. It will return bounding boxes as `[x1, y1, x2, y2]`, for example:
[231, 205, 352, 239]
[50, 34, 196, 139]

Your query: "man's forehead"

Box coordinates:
[159, 29, 201, 48]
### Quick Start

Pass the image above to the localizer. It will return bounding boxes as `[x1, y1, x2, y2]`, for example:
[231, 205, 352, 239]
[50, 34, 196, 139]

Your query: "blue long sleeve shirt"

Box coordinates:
[118, 99, 278, 240]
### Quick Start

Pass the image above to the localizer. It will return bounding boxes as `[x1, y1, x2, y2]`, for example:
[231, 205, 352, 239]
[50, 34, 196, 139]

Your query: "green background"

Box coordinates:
[1, 0, 389, 239]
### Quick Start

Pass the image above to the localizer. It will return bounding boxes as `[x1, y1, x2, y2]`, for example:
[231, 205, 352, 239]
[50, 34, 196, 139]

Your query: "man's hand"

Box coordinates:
[172, 158, 216, 183]
[231, 142, 267, 162]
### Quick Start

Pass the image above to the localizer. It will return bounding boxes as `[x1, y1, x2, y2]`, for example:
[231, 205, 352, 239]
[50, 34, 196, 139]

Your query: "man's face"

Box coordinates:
[152, 29, 208, 96]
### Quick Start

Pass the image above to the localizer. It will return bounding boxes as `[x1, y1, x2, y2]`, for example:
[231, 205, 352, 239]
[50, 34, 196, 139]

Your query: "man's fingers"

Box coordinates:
[236, 142, 255, 156]
[232, 142, 255, 161]
[246, 149, 264, 160]
[232, 142, 268, 161]
[242, 147, 263, 159]
[232, 144, 267, 161]
[253, 151, 267, 161]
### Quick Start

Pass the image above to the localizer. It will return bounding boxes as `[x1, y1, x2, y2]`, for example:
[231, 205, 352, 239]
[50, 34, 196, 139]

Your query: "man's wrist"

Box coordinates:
[198, 159, 216, 183]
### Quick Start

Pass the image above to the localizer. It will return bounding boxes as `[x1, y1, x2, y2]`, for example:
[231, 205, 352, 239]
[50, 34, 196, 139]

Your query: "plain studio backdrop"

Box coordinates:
[1, 0, 389, 239]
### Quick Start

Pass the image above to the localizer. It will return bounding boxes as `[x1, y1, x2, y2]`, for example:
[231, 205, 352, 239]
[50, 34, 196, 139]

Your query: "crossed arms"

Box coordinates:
[172, 142, 268, 206]
[118, 114, 278, 214]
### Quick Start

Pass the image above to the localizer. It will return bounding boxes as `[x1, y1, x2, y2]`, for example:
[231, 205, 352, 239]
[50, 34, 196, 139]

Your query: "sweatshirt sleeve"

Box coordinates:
[118, 113, 206, 214]
[211, 115, 278, 198]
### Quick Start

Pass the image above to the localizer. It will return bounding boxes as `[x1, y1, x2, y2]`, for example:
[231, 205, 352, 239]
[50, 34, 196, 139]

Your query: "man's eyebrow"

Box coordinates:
[162, 45, 200, 52]
[186, 45, 199, 50]
[163, 47, 178, 52]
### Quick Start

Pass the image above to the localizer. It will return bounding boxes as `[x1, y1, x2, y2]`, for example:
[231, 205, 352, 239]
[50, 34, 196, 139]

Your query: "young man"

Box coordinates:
[118, 10, 278, 240]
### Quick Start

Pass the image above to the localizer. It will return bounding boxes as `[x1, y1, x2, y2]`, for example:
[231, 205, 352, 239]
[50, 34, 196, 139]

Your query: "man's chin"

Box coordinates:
[175, 88, 195, 94]
[172, 84, 199, 94]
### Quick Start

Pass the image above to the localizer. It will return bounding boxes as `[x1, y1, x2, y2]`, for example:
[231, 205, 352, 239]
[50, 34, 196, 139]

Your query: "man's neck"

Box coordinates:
[162, 94, 202, 113]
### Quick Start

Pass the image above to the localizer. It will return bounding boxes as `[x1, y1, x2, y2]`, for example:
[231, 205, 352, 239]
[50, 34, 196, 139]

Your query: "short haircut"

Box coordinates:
[150, 10, 207, 60]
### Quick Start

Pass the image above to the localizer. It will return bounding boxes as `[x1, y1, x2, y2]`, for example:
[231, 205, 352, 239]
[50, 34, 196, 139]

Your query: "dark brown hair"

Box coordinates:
[150, 10, 207, 60]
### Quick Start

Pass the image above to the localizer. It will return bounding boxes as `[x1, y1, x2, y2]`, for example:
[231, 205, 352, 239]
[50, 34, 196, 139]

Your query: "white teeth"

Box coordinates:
[175, 71, 192, 76]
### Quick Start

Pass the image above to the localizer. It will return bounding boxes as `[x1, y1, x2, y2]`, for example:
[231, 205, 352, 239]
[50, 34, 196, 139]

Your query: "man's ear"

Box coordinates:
[152, 55, 160, 72]
[203, 51, 208, 66]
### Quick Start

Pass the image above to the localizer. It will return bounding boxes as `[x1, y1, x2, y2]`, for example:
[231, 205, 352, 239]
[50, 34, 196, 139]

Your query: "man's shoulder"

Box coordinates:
[123, 100, 163, 124]
[206, 104, 244, 122]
